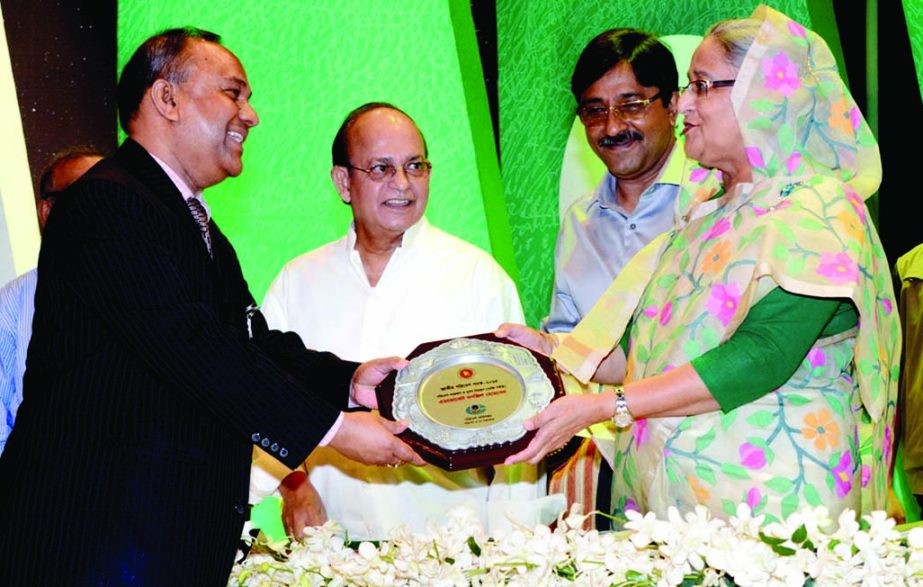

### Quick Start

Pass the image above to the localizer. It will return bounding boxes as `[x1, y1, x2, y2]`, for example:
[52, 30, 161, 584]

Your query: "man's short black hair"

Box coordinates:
[331, 102, 427, 167]
[117, 27, 221, 133]
[570, 28, 677, 105]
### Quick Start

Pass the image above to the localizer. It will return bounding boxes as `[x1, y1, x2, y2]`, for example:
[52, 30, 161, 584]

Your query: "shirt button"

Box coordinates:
[260, 438, 270, 448]
[279, 448, 288, 458]
[629, 223, 637, 230]
[251, 433, 261, 442]
[270, 443, 279, 453]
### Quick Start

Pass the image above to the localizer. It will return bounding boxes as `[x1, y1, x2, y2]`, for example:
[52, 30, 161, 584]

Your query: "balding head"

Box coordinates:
[37, 150, 104, 233]
[330, 104, 431, 248]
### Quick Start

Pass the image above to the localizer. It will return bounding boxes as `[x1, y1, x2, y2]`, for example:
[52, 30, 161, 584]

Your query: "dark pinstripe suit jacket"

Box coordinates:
[0, 139, 355, 585]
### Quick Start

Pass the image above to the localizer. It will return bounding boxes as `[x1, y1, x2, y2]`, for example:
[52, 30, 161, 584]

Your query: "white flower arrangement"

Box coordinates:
[229, 504, 923, 586]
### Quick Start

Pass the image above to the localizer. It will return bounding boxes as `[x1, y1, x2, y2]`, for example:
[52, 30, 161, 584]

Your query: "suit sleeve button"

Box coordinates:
[260, 438, 270, 448]
[251, 433, 261, 442]
[279, 448, 288, 458]
[270, 443, 279, 452]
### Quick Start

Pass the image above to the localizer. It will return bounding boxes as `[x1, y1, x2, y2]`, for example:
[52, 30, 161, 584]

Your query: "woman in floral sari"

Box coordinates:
[503, 5, 899, 525]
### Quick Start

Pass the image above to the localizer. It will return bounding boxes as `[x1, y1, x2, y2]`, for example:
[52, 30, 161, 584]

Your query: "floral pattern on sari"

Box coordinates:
[555, 5, 899, 526]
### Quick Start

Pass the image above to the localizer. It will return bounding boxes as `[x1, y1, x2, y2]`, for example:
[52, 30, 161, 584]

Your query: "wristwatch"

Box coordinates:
[611, 385, 633, 428]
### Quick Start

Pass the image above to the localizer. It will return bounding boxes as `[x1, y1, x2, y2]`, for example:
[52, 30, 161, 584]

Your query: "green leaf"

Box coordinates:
[774, 219, 797, 243]
[782, 492, 800, 519]
[766, 476, 793, 493]
[824, 393, 846, 417]
[792, 524, 808, 544]
[739, 224, 767, 249]
[772, 243, 789, 260]
[635, 344, 649, 363]
[683, 339, 702, 359]
[817, 79, 839, 96]
[696, 428, 716, 452]
[700, 326, 719, 351]
[858, 132, 877, 147]
[666, 462, 679, 484]
[786, 255, 806, 276]
[650, 340, 669, 361]
[797, 217, 826, 231]
[778, 124, 795, 155]
[759, 532, 786, 546]
[720, 411, 737, 431]
[773, 544, 797, 557]
[746, 410, 775, 428]
[625, 455, 638, 485]
[656, 274, 678, 289]
[748, 116, 773, 129]
[467, 536, 481, 557]
[786, 394, 811, 406]
[766, 153, 780, 177]
[750, 98, 778, 112]
[679, 249, 691, 272]
[696, 463, 717, 485]
[722, 498, 739, 516]
[803, 483, 822, 507]
[764, 445, 776, 465]
[721, 463, 751, 480]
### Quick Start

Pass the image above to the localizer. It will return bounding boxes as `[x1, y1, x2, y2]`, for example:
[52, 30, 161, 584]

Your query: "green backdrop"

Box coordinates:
[118, 0, 512, 308]
[496, 0, 835, 326]
[906, 0, 923, 96]
[120, 0, 849, 328]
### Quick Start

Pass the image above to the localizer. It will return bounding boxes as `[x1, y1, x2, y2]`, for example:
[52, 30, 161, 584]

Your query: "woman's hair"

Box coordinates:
[706, 18, 761, 70]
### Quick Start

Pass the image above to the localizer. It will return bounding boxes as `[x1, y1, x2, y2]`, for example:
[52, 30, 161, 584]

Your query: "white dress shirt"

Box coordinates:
[251, 218, 563, 538]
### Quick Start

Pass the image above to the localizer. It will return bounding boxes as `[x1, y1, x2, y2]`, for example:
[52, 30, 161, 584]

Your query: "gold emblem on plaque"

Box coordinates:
[392, 338, 555, 450]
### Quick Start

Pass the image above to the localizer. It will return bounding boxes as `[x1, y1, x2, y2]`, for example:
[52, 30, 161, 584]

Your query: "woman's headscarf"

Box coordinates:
[732, 4, 881, 199]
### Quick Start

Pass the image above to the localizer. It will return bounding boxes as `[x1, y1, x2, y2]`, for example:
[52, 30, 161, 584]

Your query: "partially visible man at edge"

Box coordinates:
[0, 149, 103, 456]
[0, 27, 422, 586]
[544, 28, 718, 530]
[251, 103, 560, 540]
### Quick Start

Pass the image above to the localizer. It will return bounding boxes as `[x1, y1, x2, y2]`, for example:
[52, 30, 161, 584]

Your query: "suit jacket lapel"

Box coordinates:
[113, 139, 215, 262]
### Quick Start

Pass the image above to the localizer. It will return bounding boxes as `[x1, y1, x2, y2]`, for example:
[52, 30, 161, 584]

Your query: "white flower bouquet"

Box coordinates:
[229, 504, 923, 586]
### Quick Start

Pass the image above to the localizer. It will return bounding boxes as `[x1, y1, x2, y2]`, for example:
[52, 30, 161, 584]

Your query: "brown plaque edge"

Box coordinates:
[376, 332, 565, 471]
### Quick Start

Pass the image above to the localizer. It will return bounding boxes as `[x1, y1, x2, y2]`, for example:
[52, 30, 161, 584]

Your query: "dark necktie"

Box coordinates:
[186, 197, 213, 258]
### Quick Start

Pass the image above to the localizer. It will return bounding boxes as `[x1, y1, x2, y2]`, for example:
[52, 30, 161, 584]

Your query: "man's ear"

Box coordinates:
[150, 79, 180, 121]
[331, 166, 351, 204]
[668, 91, 679, 124]
[37, 199, 53, 232]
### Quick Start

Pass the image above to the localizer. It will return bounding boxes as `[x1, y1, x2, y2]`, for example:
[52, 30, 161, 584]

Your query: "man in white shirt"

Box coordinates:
[251, 102, 560, 540]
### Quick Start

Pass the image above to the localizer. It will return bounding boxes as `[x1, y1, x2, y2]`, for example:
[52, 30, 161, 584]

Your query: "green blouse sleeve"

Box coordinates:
[689, 288, 857, 412]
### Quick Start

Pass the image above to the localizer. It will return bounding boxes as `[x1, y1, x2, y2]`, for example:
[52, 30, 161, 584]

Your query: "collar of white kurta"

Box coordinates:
[344, 216, 429, 254]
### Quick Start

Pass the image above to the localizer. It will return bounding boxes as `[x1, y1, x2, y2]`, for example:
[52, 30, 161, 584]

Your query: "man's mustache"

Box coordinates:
[598, 131, 643, 148]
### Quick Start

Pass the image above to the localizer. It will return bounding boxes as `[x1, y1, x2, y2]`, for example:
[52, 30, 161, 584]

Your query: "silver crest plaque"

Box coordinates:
[391, 337, 556, 450]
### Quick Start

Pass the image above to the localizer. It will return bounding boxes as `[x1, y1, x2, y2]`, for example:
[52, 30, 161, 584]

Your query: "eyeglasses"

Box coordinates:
[577, 92, 664, 126]
[347, 160, 432, 182]
[680, 79, 736, 98]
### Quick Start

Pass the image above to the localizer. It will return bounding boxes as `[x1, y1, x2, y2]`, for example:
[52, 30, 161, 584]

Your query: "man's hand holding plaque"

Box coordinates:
[376, 332, 564, 470]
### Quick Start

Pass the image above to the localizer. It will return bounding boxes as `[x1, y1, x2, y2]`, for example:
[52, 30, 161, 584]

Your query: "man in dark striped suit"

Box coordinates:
[0, 27, 422, 586]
